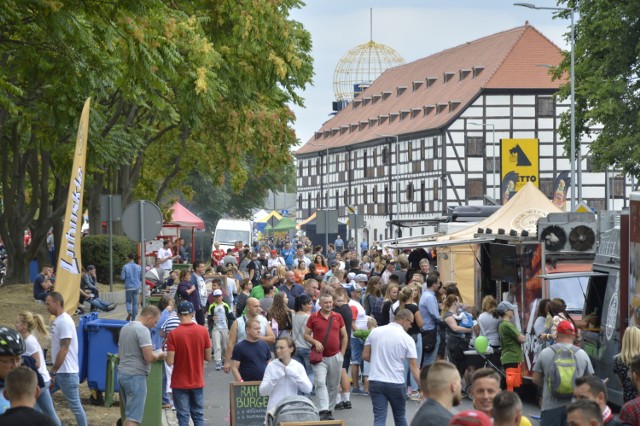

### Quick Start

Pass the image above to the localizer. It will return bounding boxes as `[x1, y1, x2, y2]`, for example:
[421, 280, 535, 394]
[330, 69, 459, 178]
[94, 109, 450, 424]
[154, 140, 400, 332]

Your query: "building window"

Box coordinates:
[382, 147, 389, 165]
[408, 141, 413, 162]
[406, 182, 414, 201]
[363, 150, 368, 170]
[467, 179, 484, 200]
[613, 176, 625, 198]
[537, 96, 554, 117]
[540, 178, 555, 198]
[316, 158, 321, 175]
[466, 136, 485, 157]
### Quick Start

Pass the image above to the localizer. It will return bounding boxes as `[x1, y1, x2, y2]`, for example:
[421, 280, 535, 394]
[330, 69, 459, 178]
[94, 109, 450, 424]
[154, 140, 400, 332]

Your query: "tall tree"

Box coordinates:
[0, 0, 313, 283]
[555, 1, 640, 179]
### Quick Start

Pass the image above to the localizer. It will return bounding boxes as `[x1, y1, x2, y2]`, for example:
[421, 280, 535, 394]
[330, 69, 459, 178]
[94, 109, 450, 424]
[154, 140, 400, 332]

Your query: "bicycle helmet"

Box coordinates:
[0, 327, 25, 356]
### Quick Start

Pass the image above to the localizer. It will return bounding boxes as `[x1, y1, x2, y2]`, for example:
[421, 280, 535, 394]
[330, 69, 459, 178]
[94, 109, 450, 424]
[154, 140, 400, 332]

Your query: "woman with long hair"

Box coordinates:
[15, 311, 61, 425]
[292, 294, 314, 386]
[614, 326, 640, 402]
[442, 294, 474, 376]
[533, 299, 551, 352]
[546, 299, 579, 341]
[380, 283, 399, 326]
[396, 286, 424, 399]
[268, 292, 293, 339]
[313, 254, 328, 276]
[235, 278, 253, 317]
[273, 265, 287, 286]
[259, 337, 312, 416]
[363, 276, 382, 316]
[293, 260, 308, 284]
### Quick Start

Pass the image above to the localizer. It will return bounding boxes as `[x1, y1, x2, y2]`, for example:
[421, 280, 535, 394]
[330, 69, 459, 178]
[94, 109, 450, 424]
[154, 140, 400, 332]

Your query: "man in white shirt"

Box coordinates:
[156, 240, 175, 278]
[363, 308, 420, 426]
[45, 292, 88, 426]
[267, 250, 285, 272]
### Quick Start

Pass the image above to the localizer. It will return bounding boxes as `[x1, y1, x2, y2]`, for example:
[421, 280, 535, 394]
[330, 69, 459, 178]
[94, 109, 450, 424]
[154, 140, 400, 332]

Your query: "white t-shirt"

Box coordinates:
[157, 247, 173, 270]
[25, 334, 50, 383]
[51, 312, 79, 374]
[268, 257, 285, 270]
[196, 274, 207, 306]
[366, 322, 417, 383]
[348, 299, 368, 332]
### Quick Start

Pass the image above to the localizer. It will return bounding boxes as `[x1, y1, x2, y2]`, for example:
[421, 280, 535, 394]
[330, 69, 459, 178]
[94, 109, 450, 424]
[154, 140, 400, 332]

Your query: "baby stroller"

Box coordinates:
[463, 346, 506, 397]
[266, 396, 319, 426]
[144, 267, 165, 294]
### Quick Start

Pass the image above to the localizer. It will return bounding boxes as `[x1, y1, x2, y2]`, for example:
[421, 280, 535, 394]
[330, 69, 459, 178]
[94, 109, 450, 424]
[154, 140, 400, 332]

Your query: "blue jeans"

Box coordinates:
[88, 298, 110, 311]
[126, 289, 140, 319]
[51, 372, 87, 426]
[421, 330, 440, 368]
[36, 382, 61, 426]
[369, 381, 407, 426]
[118, 373, 147, 423]
[351, 337, 364, 364]
[294, 348, 315, 393]
[173, 388, 205, 426]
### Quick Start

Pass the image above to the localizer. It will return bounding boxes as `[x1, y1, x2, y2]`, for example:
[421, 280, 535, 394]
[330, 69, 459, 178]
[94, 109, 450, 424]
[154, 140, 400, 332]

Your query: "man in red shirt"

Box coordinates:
[305, 293, 349, 421]
[166, 301, 212, 426]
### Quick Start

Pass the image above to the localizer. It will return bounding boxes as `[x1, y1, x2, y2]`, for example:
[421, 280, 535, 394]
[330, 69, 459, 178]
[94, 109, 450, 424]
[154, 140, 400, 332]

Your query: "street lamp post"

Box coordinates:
[376, 134, 399, 238]
[310, 142, 330, 252]
[468, 122, 497, 200]
[514, 2, 576, 210]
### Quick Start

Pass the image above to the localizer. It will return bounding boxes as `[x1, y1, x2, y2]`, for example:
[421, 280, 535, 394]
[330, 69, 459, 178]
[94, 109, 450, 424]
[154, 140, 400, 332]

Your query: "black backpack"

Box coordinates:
[371, 297, 384, 325]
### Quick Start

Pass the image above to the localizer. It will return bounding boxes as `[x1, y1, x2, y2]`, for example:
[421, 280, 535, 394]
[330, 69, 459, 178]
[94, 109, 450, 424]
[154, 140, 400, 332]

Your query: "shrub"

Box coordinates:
[81, 235, 137, 284]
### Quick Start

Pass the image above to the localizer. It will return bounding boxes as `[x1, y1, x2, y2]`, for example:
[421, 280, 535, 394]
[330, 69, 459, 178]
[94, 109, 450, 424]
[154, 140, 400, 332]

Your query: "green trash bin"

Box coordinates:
[116, 359, 163, 426]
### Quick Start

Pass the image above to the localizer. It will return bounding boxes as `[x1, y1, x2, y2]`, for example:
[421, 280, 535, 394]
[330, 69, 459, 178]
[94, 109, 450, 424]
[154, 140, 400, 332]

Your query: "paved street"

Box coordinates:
[202, 361, 542, 425]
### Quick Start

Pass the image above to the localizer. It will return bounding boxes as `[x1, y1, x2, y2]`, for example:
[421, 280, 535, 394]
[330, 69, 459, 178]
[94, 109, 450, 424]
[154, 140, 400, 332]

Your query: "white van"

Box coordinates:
[213, 219, 253, 253]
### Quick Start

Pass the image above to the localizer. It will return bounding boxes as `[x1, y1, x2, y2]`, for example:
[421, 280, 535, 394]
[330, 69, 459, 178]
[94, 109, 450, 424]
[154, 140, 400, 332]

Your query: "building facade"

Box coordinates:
[295, 25, 631, 244]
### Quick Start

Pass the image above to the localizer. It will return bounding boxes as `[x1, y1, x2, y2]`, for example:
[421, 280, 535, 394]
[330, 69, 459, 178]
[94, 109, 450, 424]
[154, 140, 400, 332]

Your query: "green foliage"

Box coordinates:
[0, 0, 314, 281]
[80, 235, 137, 284]
[555, 1, 640, 178]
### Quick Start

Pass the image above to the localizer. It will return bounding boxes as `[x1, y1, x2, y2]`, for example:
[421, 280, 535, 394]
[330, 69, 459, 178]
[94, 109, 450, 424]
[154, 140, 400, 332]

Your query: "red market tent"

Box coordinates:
[168, 202, 205, 230]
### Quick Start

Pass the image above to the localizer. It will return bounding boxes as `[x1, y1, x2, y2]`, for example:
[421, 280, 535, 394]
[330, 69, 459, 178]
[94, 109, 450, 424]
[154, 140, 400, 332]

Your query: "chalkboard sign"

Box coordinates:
[230, 381, 269, 426]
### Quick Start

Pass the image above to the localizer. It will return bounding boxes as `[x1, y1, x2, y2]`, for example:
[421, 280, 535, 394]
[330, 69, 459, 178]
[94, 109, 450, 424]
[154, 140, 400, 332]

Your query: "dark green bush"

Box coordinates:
[81, 235, 137, 284]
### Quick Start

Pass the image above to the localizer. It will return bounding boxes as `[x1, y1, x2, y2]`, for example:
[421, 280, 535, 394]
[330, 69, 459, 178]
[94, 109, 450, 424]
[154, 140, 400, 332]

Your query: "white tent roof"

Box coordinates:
[252, 209, 269, 221]
[439, 182, 562, 242]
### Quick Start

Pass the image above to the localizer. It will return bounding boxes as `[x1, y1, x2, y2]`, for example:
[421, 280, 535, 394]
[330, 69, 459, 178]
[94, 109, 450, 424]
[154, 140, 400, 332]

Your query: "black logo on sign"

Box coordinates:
[509, 144, 532, 166]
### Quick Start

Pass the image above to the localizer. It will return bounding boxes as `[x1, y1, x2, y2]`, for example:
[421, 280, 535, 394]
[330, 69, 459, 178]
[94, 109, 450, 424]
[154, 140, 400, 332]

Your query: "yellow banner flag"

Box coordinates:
[56, 98, 91, 315]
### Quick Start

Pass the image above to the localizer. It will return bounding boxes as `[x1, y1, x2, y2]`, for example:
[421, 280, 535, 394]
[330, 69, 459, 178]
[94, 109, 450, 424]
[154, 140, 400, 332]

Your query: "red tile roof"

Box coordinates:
[296, 24, 566, 155]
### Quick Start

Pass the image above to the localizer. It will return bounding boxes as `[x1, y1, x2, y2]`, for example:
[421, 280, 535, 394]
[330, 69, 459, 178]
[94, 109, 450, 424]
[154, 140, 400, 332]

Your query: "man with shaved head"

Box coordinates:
[410, 361, 461, 426]
[223, 297, 275, 374]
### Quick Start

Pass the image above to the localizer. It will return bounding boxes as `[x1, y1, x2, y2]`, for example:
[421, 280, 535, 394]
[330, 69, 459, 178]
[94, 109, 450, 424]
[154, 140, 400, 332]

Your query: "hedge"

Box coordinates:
[81, 235, 137, 284]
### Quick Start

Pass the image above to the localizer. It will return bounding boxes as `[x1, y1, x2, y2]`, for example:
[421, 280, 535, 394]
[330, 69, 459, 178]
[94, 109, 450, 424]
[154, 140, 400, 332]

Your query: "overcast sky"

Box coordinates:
[289, 0, 572, 147]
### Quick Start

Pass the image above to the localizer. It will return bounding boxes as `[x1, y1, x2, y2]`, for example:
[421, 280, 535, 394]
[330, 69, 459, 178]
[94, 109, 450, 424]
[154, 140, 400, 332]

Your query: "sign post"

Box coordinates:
[122, 200, 163, 307]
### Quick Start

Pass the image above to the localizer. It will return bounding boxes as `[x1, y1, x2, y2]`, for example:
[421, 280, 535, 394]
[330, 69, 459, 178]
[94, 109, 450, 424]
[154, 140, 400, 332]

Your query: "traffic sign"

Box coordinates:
[122, 200, 163, 242]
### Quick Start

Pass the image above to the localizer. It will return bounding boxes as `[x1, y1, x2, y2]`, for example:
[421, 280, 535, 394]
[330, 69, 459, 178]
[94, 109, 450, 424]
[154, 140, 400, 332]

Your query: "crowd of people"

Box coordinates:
[7, 234, 640, 425]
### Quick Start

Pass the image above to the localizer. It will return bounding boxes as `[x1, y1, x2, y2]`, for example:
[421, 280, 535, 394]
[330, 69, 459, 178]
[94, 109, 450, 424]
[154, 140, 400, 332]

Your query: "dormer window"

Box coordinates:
[443, 72, 455, 83]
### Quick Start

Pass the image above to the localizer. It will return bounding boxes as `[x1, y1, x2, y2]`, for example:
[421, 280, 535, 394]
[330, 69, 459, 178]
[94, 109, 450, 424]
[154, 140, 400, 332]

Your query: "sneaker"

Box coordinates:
[407, 391, 421, 401]
[334, 402, 344, 410]
[352, 387, 366, 395]
[342, 400, 352, 409]
[106, 303, 117, 312]
[215, 362, 222, 371]
[319, 411, 334, 421]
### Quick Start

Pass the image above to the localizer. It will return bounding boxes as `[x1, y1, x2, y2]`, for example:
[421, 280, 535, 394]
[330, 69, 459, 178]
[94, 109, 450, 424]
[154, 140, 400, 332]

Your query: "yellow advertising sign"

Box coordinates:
[56, 98, 91, 315]
[500, 138, 539, 204]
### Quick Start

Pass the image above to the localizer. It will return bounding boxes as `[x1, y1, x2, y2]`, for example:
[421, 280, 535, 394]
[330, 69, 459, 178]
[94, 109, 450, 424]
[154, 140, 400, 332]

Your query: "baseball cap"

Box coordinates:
[355, 274, 368, 282]
[449, 410, 493, 426]
[177, 301, 194, 315]
[557, 320, 576, 335]
[352, 283, 364, 292]
[213, 289, 223, 297]
[329, 260, 339, 267]
[496, 301, 517, 315]
[270, 250, 277, 255]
